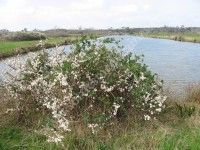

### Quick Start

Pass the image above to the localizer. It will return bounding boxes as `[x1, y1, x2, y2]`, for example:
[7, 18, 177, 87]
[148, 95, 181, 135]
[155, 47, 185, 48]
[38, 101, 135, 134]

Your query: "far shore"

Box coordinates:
[134, 33, 200, 44]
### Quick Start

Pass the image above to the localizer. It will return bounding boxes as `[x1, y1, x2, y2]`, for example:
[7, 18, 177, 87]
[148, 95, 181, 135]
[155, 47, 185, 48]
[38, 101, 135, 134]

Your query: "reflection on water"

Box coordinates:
[0, 36, 200, 96]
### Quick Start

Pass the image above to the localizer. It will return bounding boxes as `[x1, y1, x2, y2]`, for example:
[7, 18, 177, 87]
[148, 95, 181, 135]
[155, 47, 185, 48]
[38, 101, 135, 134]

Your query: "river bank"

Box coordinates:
[135, 32, 200, 43]
[0, 37, 77, 60]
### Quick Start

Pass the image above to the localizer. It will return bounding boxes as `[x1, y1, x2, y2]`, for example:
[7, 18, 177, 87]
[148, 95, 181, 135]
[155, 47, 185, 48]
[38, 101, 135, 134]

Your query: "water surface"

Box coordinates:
[116, 36, 200, 96]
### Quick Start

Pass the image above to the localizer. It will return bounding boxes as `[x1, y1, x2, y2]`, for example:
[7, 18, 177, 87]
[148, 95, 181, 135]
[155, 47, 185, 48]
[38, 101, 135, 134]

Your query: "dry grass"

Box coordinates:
[0, 88, 17, 127]
[185, 83, 200, 104]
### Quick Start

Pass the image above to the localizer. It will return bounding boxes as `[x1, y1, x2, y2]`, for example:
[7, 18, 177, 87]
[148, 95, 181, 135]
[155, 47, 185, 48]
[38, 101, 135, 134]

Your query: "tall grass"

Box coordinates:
[185, 83, 200, 104]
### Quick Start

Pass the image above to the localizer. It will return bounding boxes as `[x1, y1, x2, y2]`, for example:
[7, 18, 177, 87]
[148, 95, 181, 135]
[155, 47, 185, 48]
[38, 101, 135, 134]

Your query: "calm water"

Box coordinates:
[116, 36, 200, 96]
[0, 35, 200, 96]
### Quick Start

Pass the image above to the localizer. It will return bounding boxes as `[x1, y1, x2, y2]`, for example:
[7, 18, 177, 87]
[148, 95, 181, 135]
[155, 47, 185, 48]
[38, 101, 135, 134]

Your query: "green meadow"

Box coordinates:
[0, 37, 77, 59]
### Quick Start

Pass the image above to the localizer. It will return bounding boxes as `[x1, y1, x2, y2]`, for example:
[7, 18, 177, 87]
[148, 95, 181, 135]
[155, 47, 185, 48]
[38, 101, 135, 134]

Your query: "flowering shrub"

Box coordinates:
[6, 36, 167, 140]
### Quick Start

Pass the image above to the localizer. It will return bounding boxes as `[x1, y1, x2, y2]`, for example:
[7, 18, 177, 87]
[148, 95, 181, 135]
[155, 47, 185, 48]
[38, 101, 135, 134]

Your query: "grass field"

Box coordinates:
[0, 37, 77, 59]
[136, 32, 200, 43]
[0, 40, 37, 56]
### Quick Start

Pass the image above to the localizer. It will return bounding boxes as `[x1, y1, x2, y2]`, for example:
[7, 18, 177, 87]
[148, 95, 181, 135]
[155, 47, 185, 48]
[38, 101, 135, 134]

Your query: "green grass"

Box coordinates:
[0, 128, 60, 150]
[0, 40, 37, 56]
[1, 121, 200, 150]
[159, 126, 200, 150]
[0, 37, 77, 59]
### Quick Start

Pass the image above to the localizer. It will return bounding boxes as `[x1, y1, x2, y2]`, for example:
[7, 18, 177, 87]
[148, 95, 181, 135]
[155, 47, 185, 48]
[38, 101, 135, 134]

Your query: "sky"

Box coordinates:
[0, 0, 200, 31]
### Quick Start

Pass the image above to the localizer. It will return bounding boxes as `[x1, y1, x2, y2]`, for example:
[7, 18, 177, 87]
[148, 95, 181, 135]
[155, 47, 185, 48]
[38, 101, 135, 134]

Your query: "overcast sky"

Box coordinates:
[0, 0, 200, 31]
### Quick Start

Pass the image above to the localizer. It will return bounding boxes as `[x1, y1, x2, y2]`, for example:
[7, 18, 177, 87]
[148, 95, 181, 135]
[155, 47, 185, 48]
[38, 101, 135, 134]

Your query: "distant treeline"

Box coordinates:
[43, 27, 200, 36]
[1, 27, 200, 41]
[0, 30, 46, 41]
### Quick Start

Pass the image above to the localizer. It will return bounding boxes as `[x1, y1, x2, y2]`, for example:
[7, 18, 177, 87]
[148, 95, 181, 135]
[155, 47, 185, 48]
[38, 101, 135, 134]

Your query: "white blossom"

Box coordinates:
[144, 115, 151, 121]
[113, 103, 120, 116]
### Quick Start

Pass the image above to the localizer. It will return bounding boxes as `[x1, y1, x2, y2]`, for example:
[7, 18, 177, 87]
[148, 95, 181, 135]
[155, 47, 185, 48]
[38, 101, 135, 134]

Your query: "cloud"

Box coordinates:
[0, 0, 199, 30]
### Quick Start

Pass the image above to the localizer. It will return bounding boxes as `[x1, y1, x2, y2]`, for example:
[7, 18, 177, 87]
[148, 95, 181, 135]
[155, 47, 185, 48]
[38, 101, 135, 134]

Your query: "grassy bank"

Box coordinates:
[0, 36, 77, 59]
[1, 90, 200, 150]
[135, 32, 200, 43]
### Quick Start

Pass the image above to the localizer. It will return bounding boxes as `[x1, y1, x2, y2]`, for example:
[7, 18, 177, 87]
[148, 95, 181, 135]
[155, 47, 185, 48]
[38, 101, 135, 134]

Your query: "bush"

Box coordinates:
[6, 36, 167, 142]
[5, 32, 46, 41]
